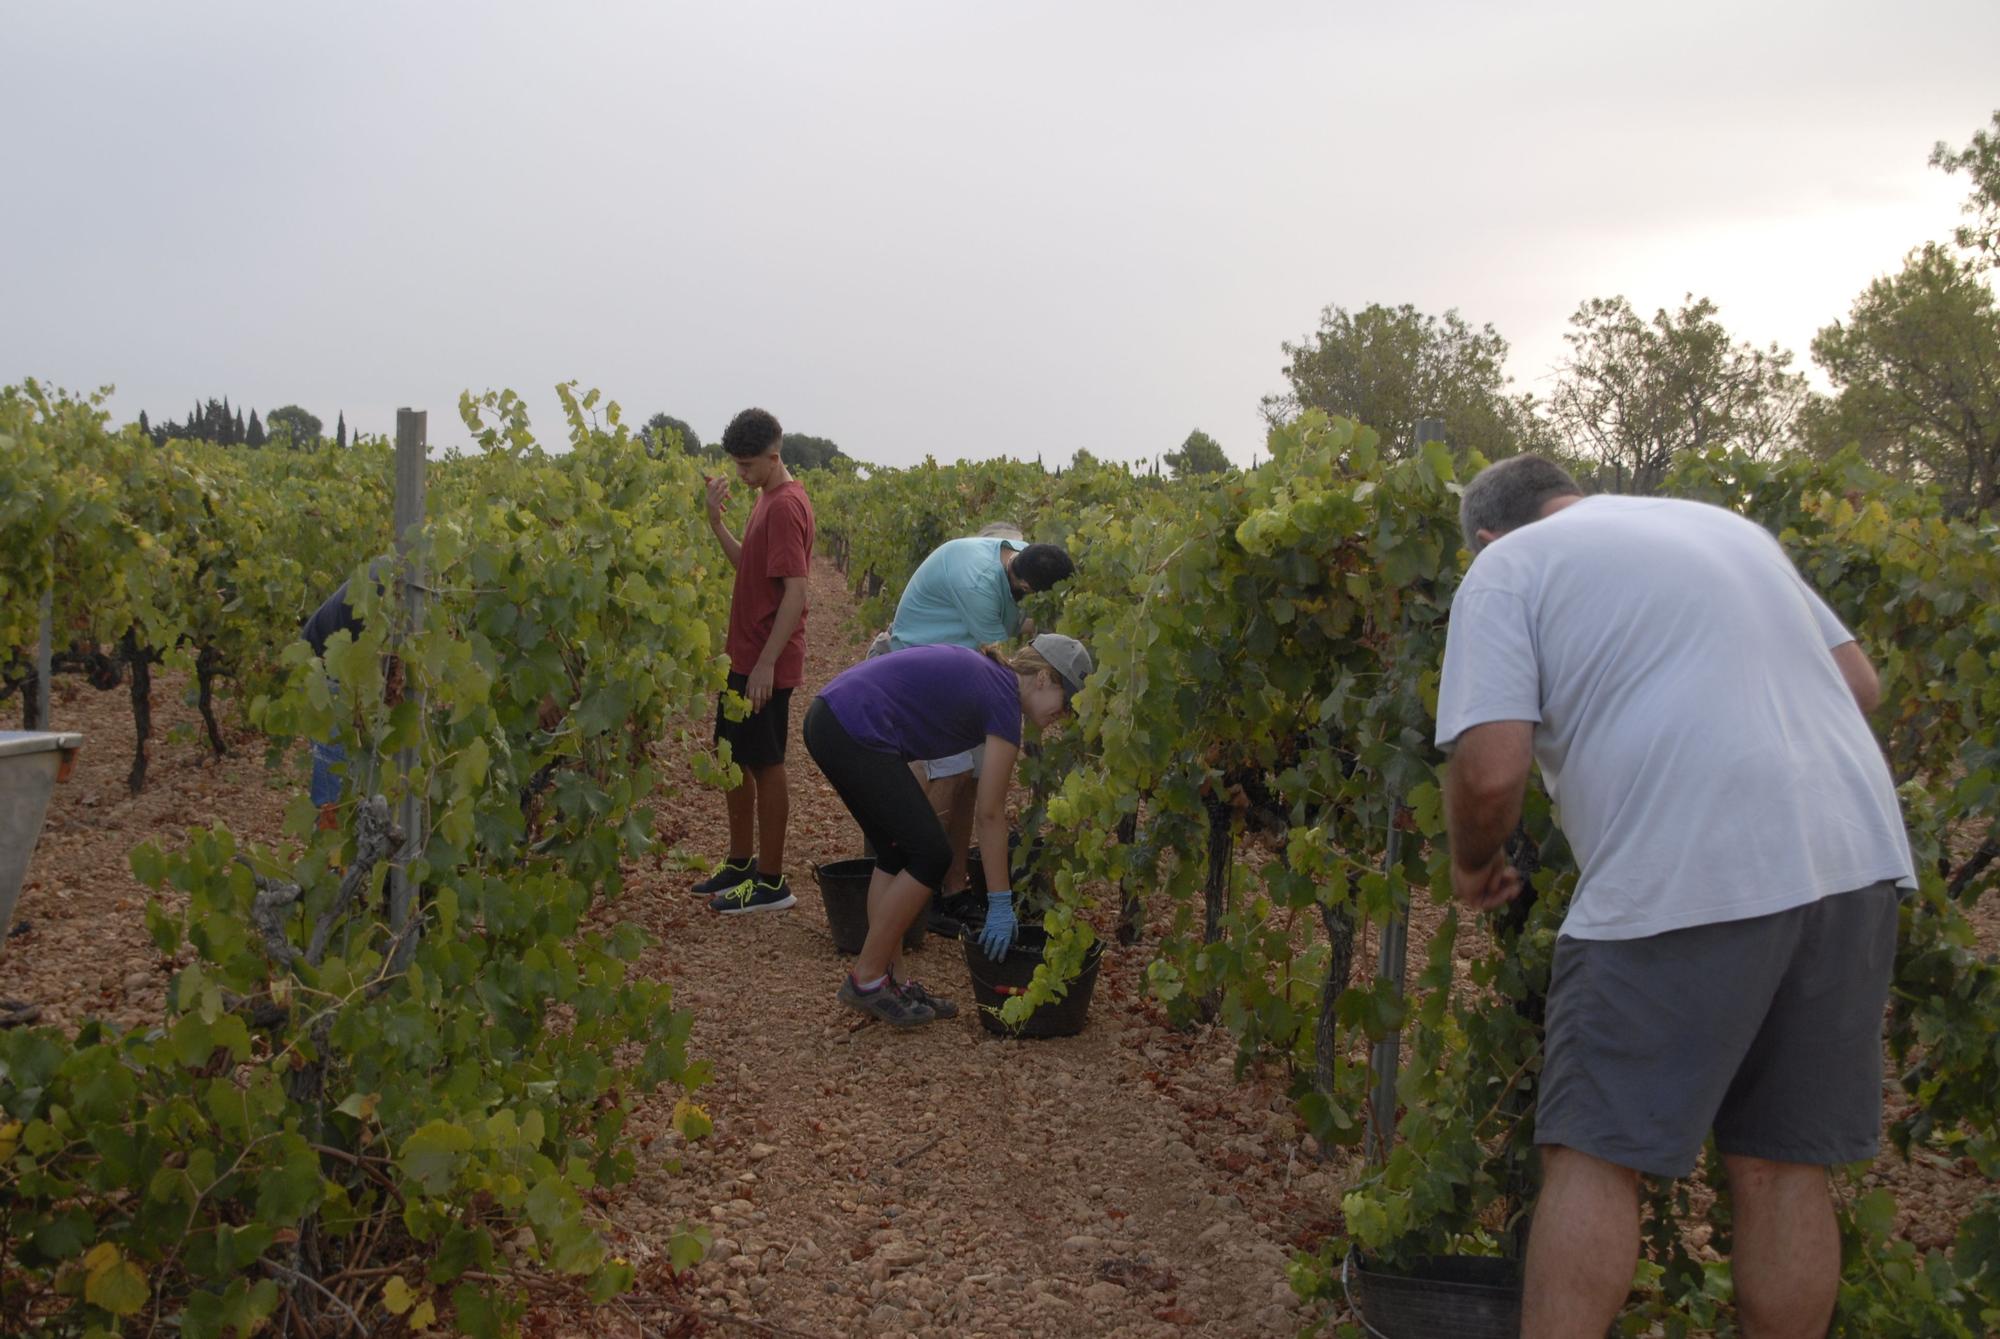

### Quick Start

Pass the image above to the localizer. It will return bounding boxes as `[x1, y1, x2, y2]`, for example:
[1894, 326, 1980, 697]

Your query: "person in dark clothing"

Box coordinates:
[302, 564, 557, 829]
[302, 575, 372, 824]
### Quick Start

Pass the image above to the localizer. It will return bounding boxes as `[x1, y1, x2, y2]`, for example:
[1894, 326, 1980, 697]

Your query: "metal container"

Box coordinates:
[0, 731, 83, 934]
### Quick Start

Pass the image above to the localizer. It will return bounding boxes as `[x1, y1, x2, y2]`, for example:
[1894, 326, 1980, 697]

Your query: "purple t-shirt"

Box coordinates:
[819, 644, 1022, 761]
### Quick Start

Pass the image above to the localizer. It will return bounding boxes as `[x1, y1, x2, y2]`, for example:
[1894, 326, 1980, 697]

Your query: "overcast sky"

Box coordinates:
[4, 2, 1995, 467]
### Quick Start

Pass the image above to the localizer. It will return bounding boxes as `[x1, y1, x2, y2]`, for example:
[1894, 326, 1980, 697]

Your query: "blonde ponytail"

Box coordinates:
[976, 642, 1058, 682]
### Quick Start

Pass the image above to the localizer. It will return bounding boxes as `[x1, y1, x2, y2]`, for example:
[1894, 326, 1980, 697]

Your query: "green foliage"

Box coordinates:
[1164, 429, 1231, 477]
[1, 381, 395, 777]
[0, 383, 185, 663]
[1548, 294, 1809, 494]
[638, 411, 703, 459]
[812, 451, 1156, 629]
[1807, 243, 2000, 515]
[11, 366, 1997, 1335]
[816, 419, 2000, 1334]
[0, 381, 729, 1335]
[264, 405, 323, 451]
[1932, 108, 2000, 268]
[780, 431, 848, 471]
[1263, 302, 1549, 462]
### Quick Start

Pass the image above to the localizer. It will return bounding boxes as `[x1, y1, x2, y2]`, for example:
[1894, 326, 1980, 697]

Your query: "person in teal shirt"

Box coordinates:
[885, 534, 1074, 912]
[889, 535, 1069, 652]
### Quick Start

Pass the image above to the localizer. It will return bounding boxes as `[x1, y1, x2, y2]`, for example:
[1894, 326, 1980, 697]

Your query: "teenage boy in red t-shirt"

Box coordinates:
[694, 407, 816, 913]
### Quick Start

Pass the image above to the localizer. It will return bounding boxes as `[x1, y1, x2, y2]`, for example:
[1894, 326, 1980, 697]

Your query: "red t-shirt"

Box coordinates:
[726, 480, 815, 686]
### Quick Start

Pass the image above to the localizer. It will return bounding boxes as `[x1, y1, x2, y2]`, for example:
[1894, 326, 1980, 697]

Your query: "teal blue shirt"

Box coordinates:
[889, 537, 1027, 651]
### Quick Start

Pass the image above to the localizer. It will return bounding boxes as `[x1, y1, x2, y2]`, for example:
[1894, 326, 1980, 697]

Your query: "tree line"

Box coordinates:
[134, 399, 852, 471]
[635, 411, 850, 471]
[140, 400, 344, 451]
[1178, 109, 2000, 514]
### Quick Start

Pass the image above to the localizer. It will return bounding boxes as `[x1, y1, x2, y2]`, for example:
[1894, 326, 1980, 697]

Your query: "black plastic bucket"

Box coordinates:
[961, 922, 1103, 1038]
[813, 859, 926, 956]
[1345, 1252, 1521, 1339]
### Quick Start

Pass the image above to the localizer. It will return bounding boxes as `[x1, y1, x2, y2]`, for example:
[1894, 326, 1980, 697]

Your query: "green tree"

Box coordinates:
[335, 410, 347, 449]
[245, 409, 265, 448]
[1263, 302, 1547, 459]
[781, 431, 847, 470]
[1808, 244, 2000, 514]
[1164, 428, 1231, 476]
[638, 411, 704, 458]
[1547, 295, 1808, 494]
[265, 405, 322, 450]
[1932, 108, 2000, 268]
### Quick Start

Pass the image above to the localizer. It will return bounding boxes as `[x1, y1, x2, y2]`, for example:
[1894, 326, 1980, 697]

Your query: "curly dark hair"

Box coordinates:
[721, 407, 783, 459]
[1011, 543, 1075, 594]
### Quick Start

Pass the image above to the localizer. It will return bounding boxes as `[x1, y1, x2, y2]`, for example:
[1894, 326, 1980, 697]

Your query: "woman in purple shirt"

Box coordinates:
[805, 633, 1093, 1027]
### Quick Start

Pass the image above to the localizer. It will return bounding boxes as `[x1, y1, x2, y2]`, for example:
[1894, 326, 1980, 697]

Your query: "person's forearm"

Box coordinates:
[755, 583, 809, 669]
[977, 811, 1012, 893]
[710, 515, 743, 568]
[1831, 640, 1881, 715]
[1444, 762, 1523, 871]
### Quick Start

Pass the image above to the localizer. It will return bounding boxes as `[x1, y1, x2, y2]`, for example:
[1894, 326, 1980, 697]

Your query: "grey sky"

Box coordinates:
[5, 1, 1994, 467]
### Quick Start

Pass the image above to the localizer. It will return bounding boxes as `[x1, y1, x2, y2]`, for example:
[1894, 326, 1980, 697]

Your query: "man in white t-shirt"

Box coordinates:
[1435, 455, 1913, 1339]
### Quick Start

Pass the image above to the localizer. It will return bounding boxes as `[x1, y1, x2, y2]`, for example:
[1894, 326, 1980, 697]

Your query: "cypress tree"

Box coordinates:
[336, 411, 347, 450]
[247, 410, 265, 447]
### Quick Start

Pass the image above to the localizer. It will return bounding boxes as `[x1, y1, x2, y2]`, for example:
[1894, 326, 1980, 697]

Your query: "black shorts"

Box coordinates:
[802, 697, 950, 890]
[714, 671, 793, 771]
[1536, 882, 1900, 1178]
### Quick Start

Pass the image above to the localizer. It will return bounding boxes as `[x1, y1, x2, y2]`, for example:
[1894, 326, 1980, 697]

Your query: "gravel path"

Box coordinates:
[594, 558, 1332, 1337]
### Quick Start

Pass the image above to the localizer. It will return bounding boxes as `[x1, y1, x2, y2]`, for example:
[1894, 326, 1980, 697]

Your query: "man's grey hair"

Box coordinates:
[1459, 455, 1582, 555]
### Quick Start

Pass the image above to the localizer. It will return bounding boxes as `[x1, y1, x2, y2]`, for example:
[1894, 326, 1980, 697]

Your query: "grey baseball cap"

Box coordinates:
[1031, 633, 1094, 700]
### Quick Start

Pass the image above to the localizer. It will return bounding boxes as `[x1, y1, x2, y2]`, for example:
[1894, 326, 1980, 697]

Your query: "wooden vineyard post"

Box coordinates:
[388, 408, 429, 975]
[30, 586, 51, 729]
[1365, 814, 1407, 1166]
[1363, 416, 1446, 1165]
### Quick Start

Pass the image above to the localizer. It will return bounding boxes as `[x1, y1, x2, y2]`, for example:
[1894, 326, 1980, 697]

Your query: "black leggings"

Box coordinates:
[803, 698, 951, 890]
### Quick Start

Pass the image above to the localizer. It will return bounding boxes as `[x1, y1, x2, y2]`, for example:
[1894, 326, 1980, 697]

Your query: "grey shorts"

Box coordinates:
[1536, 882, 1900, 1178]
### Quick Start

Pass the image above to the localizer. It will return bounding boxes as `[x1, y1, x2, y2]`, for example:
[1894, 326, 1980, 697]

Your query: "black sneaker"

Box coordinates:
[709, 873, 796, 915]
[838, 975, 935, 1027]
[895, 978, 959, 1020]
[690, 857, 755, 896]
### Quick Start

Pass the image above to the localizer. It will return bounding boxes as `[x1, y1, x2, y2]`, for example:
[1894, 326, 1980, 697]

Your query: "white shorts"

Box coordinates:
[924, 745, 983, 780]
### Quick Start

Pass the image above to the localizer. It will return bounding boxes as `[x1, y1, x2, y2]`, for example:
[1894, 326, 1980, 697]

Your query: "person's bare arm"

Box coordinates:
[1443, 720, 1535, 910]
[1831, 640, 1881, 715]
[974, 738, 1019, 892]
[705, 476, 743, 568]
[745, 576, 809, 709]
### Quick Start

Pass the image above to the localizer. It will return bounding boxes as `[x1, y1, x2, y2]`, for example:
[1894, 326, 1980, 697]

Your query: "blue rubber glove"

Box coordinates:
[978, 890, 1018, 959]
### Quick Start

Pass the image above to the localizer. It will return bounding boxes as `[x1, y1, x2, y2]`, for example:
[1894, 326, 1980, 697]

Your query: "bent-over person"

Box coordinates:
[1436, 455, 1913, 1339]
[804, 635, 1093, 1027]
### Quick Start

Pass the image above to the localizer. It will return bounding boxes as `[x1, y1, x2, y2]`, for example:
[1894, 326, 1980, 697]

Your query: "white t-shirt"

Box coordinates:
[1435, 495, 1914, 941]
